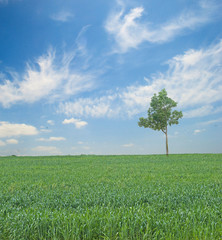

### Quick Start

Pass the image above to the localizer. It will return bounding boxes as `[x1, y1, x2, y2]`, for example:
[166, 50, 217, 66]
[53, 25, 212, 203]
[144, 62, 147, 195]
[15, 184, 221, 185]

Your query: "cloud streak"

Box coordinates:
[122, 143, 134, 148]
[201, 117, 222, 125]
[105, 1, 218, 53]
[51, 11, 74, 22]
[37, 137, 66, 142]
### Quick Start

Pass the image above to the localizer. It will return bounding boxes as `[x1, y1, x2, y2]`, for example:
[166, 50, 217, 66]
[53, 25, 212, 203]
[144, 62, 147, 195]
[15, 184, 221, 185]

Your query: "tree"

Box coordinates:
[138, 89, 183, 156]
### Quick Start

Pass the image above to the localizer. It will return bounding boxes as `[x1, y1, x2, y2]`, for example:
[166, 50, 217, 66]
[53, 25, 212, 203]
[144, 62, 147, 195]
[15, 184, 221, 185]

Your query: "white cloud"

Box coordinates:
[58, 40, 222, 119]
[105, 1, 218, 53]
[194, 129, 205, 135]
[75, 25, 91, 58]
[0, 43, 95, 107]
[59, 95, 120, 118]
[105, 7, 148, 53]
[47, 120, 54, 125]
[122, 143, 134, 148]
[6, 139, 18, 144]
[51, 11, 74, 22]
[32, 146, 62, 155]
[0, 122, 38, 138]
[37, 137, 66, 142]
[49, 137, 66, 141]
[62, 118, 88, 129]
[201, 117, 222, 125]
[184, 105, 222, 119]
[183, 105, 214, 118]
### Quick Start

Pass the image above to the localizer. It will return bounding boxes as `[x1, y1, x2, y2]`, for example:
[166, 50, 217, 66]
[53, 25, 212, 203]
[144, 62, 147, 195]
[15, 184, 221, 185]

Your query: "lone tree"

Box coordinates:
[138, 89, 183, 156]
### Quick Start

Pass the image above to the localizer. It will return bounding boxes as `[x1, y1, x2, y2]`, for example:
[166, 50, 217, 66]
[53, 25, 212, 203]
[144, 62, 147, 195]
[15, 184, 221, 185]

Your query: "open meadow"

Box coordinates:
[0, 154, 221, 239]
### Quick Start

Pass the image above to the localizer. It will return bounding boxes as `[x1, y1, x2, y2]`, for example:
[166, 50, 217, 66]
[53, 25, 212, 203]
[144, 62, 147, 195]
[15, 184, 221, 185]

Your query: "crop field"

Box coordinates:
[0, 154, 221, 240]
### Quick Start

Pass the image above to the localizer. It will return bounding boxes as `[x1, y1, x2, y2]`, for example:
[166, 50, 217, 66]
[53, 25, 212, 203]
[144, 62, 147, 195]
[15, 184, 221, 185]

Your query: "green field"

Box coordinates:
[0, 154, 221, 240]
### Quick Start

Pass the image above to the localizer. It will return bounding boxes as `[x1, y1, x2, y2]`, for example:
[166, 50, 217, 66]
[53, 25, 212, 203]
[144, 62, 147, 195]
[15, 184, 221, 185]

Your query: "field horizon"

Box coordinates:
[2, 152, 222, 157]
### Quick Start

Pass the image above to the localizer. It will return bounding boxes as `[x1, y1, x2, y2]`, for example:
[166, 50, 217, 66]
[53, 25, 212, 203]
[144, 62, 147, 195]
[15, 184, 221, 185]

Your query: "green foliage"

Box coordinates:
[0, 154, 221, 240]
[138, 89, 183, 133]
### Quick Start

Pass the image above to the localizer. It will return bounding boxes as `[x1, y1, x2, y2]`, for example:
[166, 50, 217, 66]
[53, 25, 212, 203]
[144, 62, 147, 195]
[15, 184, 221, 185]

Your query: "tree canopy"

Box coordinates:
[138, 89, 183, 155]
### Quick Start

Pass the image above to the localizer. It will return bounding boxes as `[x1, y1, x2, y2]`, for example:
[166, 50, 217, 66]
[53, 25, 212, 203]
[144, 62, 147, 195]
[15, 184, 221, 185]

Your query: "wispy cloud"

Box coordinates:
[47, 120, 54, 126]
[6, 139, 18, 144]
[122, 143, 134, 148]
[105, 1, 218, 53]
[62, 118, 88, 129]
[37, 137, 66, 142]
[183, 105, 214, 118]
[201, 117, 222, 125]
[194, 129, 205, 135]
[58, 40, 222, 119]
[51, 11, 74, 22]
[0, 36, 95, 107]
[0, 122, 38, 138]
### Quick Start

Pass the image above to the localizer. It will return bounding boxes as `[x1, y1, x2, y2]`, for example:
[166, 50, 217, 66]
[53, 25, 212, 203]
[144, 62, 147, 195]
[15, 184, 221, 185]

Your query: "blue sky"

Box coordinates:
[0, 0, 222, 155]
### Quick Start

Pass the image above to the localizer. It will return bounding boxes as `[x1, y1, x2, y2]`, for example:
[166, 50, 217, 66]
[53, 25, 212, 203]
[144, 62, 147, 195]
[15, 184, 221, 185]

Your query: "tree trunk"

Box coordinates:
[166, 128, 169, 156]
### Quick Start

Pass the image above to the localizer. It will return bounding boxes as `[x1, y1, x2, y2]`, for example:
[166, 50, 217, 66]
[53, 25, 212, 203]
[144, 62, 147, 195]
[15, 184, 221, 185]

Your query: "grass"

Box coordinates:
[0, 154, 221, 239]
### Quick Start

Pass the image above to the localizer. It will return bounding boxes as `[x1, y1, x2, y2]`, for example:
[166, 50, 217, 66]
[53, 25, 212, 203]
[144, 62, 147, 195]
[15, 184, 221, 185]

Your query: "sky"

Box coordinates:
[0, 0, 222, 156]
